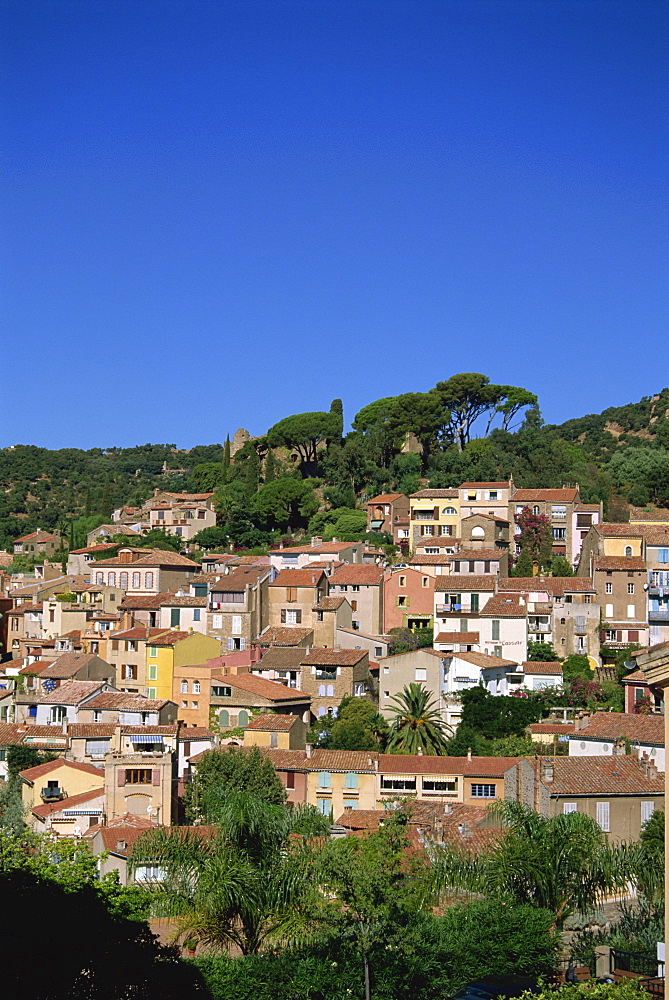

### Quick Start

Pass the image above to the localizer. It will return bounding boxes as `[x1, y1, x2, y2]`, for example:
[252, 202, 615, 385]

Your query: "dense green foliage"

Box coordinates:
[386, 683, 453, 754]
[184, 746, 287, 822]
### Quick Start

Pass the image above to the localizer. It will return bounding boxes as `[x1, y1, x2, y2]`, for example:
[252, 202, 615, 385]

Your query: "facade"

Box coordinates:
[366, 493, 410, 545]
[145, 631, 221, 702]
[267, 569, 328, 631]
[13, 530, 63, 556]
[383, 566, 434, 632]
[567, 711, 665, 772]
[498, 576, 600, 660]
[378, 648, 449, 723]
[458, 481, 513, 521]
[19, 757, 105, 833]
[104, 750, 176, 824]
[327, 565, 384, 634]
[208, 566, 272, 652]
[210, 672, 311, 731]
[91, 548, 200, 597]
[409, 489, 460, 549]
[299, 647, 375, 719]
[243, 713, 307, 751]
[509, 488, 588, 563]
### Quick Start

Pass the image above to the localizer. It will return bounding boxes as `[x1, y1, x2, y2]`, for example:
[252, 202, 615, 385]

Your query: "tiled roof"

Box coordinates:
[449, 651, 517, 669]
[300, 647, 368, 666]
[272, 541, 359, 555]
[459, 481, 510, 489]
[245, 714, 300, 731]
[328, 565, 384, 586]
[257, 646, 306, 668]
[620, 669, 648, 684]
[377, 754, 518, 776]
[434, 575, 496, 592]
[216, 673, 307, 701]
[409, 554, 453, 565]
[643, 530, 669, 545]
[480, 594, 527, 616]
[109, 627, 167, 640]
[11, 602, 44, 614]
[151, 631, 195, 646]
[522, 660, 563, 675]
[411, 489, 459, 499]
[69, 543, 119, 554]
[530, 722, 576, 735]
[313, 596, 348, 611]
[94, 549, 199, 568]
[178, 727, 216, 740]
[210, 567, 268, 590]
[85, 816, 157, 854]
[630, 508, 669, 522]
[594, 556, 646, 571]
[512, 488, 579, 502]
[269, 569, 325, 587]
[0, 723, 31, 746]
[498, 577, 595, 594]
[257, 626, 314, 646]
[434, 632, 480, 644]
[83, 692, 170, 711]
[20, 758, 104, 782]
[119, 592, 176, 610]
[158, 595, 207, 607]
[38, 681, 107, 705]
[367, 494, 405, 504]
[573, 712, 664, 745]
[32, 786, 105, 819]
[18, 660, 54, 675]
[449, 549, 504, 561]
[307, 749, 378, 771]
[68, 723, 117, 738]
[594, 523, 647, 537]
[543, 756, 664, 795]
[122, 724, 178, 736]
[40, 653, 106, 680]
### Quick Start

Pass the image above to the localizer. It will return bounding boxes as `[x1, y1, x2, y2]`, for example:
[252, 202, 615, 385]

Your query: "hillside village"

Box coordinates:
[1, 465, 668, 855]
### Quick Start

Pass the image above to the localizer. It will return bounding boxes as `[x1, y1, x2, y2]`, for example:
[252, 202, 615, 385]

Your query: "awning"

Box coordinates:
[370, 520, 383, 529]
[130, 734, 165, 744]
[63, 809, 102, 816]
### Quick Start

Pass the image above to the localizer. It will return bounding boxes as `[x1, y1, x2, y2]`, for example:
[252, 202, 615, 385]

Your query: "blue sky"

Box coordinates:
[2, 0, 667, 450]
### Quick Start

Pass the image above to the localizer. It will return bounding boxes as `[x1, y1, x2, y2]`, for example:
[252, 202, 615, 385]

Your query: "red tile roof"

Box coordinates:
[83, 692, 170, 711]
[300, 647, 368, 666]
[38, 681, 107, 705]
[313, 596, 348, 611]
[378, 754, 518, 775]
[257, 626, 314, 646]
[450, 549, 504, 561]
[434, 632, 480, 644]
[41, 653, 105, 680]
[67, 723, 117, 738]
[367, 494, 405, 504]
[573, 712, 664, 745]
[328, 565, 384, 586]
[435, 575, 496, 592]
[522, 660, 563, 675]
[530, 722, 576, 735]
[480, 594, 527, 616]
[245, 714, 300, 731]
[512, 488, 579, 502]
[459, 481, 510, 489]
[210, 567, 268, 590]
[449, 650, 518, 669]
[595, 556, 646, 571]
[269, 569, 325, 587]
[215, 673, 307, 701]
[542, 756, 663, 795]
[32, 786, 105, 819]
[411, 489, 460, 498]
[498, 577, 595, 594]
[94, 550, 199, 568]
[20, 758, 104, 783]
[594, 523, 647, 537]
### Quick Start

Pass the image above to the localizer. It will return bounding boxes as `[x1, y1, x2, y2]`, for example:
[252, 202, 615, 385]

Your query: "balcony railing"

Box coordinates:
[41, 787, 64, 801]
[648, 610, 669, 623]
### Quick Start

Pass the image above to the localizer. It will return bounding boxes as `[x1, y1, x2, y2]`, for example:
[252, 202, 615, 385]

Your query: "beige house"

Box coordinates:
[210, 672, 311, 731]
[91, 548, 200, 596]
[327, 565, 384, 635]
[458, 481, 513, 522]
[299, 648, 375, 719]
[459, 512, 511, 554]
[269, 540, 363, 573]
[378, 648, 447, 723]
[366, 493, 410, 545]
[268, 569, 328, 630]
[409, 489, 460, 548]
[208, 566, 272, 651]
[13, 529, 63, 556]
[510, 487, 589, 564]
[105, 627, 168, 695]
[148, 496, 216, 542]
[243, 713, 306, 750]
[104, 750, 176, 824]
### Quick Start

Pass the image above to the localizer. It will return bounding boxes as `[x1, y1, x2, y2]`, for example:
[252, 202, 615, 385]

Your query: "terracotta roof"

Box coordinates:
[109, 627, 167, 640]
[300, 647, 368, 666]
[269, 569, 325, 587]
[435, 575, 496, 592]
[257, 647, 306, 668]
[461, 512, 509, 524]
[94, 550, 199, 568]
[210, 567, 268, 590]
[0, 723, 31, 746]
[83, 692, 171, 711]
[119, 592, 176, 610]
[596, 522, 649, 537]
[409, 554, 454, 565]
[459, 481, 510, 489]
[272, 541, 359, 555]
[84, 815, 156, 854]
[40, 653, 107, 680]
[620, 669, 649, 684]
[378, 754, 518, 776]
[434, 632, 480, 644]
[158, 595, 207, 607]
[178, 727, 216, 740]
[11, 601, 44, 614]
[449, 549, 504, 561]
[122, 724, 178, 736]
[38, 681, 107, 705]
[630, 508, 669, 522]
[18, 660, 54, 675]
[542, 756, 664, 795]
[32, 786, 105, 819]
[512, 488, 579, 502]
[603, 621, 648, 629]
[530, 722, 576, 735]
[245, 714, 300, 732]
[215, 673, 306, 701]
[448, 650, 518, 669]
[594, 556, 646, 571]
[498, 577, 595, 594]
[480, 594, 527, 616]
[643, 530, 669, 545]
[367, 494, 405, 504]
[309, 749, 379, 771]
[67, 723, 117, 738]
[573, 712, 664, 745]
[20, 757, 104, 783]
[257, 626, 314, 646]
[522, 660, 563, 675]
[313, 596, 348, 611]
[151, 631, 195, 646]
[69, 543, 119, 554]
[411, 489, 459, 498]
[328, 565, 384, 586]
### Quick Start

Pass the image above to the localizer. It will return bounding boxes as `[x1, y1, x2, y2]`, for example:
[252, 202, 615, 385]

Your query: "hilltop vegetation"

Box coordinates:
[2, 377, 669, 548]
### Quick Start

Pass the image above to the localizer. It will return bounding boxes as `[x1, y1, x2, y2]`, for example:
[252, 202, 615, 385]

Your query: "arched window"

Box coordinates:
[180, 680, 188, 694]
[533, 506, 540, 515]
[471, 526, 485, 538]
[318, 684, 326, 696]
[326, 684, 334, 697]
[318, 706, 326, 717]
[625, 546, 632, 557]
[96, 572, 104, 585]
[218, 709, 229, 727]
[238, 710, 249, 727]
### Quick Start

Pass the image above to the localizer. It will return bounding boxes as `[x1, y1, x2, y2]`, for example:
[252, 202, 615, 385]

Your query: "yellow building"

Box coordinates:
[409, 489, 460, 551]
[146, 630, 221, 701]
[242, 714, 306, 750]
[304, 749, 379, 817]
[20, 757, 105, 833]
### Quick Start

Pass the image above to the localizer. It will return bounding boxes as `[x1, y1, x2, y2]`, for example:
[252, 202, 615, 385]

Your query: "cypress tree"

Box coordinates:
[264, 448, 276, 483]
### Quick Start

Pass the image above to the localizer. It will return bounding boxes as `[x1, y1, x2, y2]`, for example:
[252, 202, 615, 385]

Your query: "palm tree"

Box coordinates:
[386, 682, 452, 755]
[130, 791, 329, 954]
[431, 800, 640, 929]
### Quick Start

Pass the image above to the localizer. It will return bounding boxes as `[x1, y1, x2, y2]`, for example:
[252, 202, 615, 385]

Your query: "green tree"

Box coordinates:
[527, 639, 560, 661]
[550, 555, 574, 576]
[458, 686, 543, 738]
[133, 791, 328, 955]
[515, 506, 553, 571]
[386, 683, 452, 755]
[561, 654, 593, 684]
[189, 462, 228, 492]
[7, 745, 58, 778]
[432, 373, 505, 451]
[432, 801, 639, 930]
[267, 411, 340, 467]
[249, 478, 319, 532]
[191, 526, 228, 550]
[184, 746, 287, 823]
[263, 447, 276, 483]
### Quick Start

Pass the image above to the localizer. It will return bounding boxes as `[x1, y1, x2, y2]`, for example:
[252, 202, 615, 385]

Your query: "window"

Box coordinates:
[380, 776, 416, 791]
[133, 572, 140, 587]
[422, 576, 429, 588]
[145, 572, 153, 588]
[318, 684, 326, 696]
[397, 596, 407, 607]
[460, 619, 469, 632]
[659, 549, 669, 564]
[605, 605, 614, 618]
[148, 664, 157, 680]
[170, 608, 180, 627]
[444, 506, 457, 515]
[148, 646, 157, 657]
[231, 615, 242, 634]
[415, 668, 427, 681]
[238, 710, 249, 727]
[212, 685, 232, 697]
[551, 505, 567, 519]
[422, 526, 433, 536]
[352, 584, 360, 592]
[317, 798, 331, 816]
[625, 546, 632, 557]
[191, 701, 198, 709]
[50, 706, 66, 723]
[108, 572, 116, 586]
[124, 768, 153, 785]
[147, 688, 156, 698]
[218, 709, 229, 726]
[212, 614, 222, 629]
[605, 582, 613, 594]
[641, 801, 655, 825]
[96, 572, 104, 585]
[584, 595, 592, 603]
[491, 620, 500, 640]
[628, 583, 635, 594]
[120, 572, 128, 589]
[375, 646, 383, 657]
[533, 506, 540, 515]
[399, 576, 406, 587]
[422, 778, 457, 792]
[344, 772, 358, 788]
[488, 491, 498, 500]
[123, 664, 137, 680]
[281, 609, 302, 624]
[494, 646, 503, 658]
[552, 528, 566, 540]
[563, 802, 578, 815]
[471, 784, 496, 798]
[596, 801, 610, 832]
[193, 608, 201, 622]
[627, 605, 635, 619]
[470, 593, 479, 612]
[285, 771, 295, 789]
[318, 771, 332, 788]
[180, 680, 188, 693]
[193, 681, 200, 694]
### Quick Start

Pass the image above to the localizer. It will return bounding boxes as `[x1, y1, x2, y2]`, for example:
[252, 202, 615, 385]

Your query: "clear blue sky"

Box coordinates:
[2, 0, 667, 450]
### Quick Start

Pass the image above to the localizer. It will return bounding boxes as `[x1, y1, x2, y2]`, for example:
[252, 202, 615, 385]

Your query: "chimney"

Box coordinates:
[417, 746, 423, 756]
[542, 761, 554, 784]
[467, 748, 472, 762]
[305, 743, 312, 758]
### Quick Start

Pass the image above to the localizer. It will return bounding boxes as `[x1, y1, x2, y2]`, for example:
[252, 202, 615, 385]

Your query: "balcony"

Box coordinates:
[437, 604, 463, 613]
[648, 610, 669, 623]
[41, 786, 64, 802]
[529, 624, 551, 633]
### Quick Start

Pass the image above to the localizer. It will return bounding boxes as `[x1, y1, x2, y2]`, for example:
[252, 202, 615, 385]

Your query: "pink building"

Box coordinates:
[383, 567, 434, 632]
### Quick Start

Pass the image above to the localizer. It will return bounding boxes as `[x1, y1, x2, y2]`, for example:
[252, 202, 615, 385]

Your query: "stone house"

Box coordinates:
[366, 493, 410, 545]
[409, 489, 460, 548]
[243, 713, 307, 751]
[299, 647, 375, 719]
[268, 569, 328, 630]
[208, 566, 272, 651]
[210, 672, 311, 732]
[327, 565, 384, 635]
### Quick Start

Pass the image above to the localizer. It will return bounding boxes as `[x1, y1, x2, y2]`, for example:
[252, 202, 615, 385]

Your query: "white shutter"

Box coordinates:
[227, 637, 234, 651]
[641, 801, 655, 826]
[212, 614, 223, 629]
[563, 802, 577, 815]
[605, 604, 614, 618]
[596, 801, 610, 832]
[627, 605, 635, 619]
[232, 615, 242, 635]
